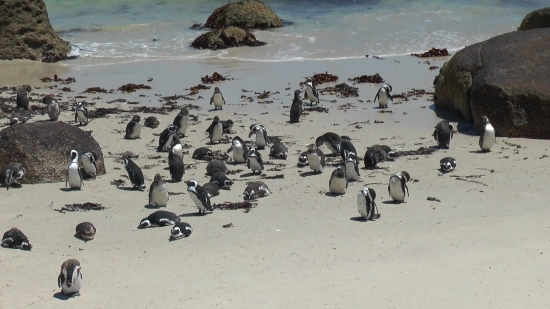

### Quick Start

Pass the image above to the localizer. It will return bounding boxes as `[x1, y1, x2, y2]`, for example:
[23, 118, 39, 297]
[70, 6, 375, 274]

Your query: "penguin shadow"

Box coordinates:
[53, 292, 77, 300]
[382, 200, 406, 205]
[470, 150, 491, 154]
[240, 172, 260, 178]
[299, 171, 319, 177]
[431, 104, 478, 135]
[438, 168, 453, 173]
[73, 234, 91, 242]
[168, 179, 183, 184]
[349, 214, 381, 222]
[144, 205, 167, 209]
[179, 211, 213, 217]
[117, 186, 142, 191]
[324, 192, 345, 197]
[0, 183, 23, 190]
[59, 188, 82, 192]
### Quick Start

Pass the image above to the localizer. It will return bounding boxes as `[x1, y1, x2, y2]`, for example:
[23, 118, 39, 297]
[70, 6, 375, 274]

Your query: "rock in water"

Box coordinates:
[433, 28, 550, 138]
[0, 122, 105, 184]
[518, 7, 550, 31]
[204, 0, 283, 29]
[191, 26, 266, 50]
[0, 0, 71, 62]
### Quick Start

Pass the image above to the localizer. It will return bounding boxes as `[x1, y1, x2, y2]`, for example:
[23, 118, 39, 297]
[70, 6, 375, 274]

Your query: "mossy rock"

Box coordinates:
[204, 0, 283, 29]
[518, 7, 550, 31]
[191, 26, 266, 50]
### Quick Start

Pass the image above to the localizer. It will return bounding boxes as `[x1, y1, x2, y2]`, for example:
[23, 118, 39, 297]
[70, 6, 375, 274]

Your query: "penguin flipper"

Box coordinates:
[221, 93, 226, 105]
[374, 93, 379, 103]
[262, 129, 268, 144]
[58, 273, 64, 288]
[210, 95, 213, 105]
[227, 146, 233, 153]
[247, 159, 250, 169]
[304, 91, 309, 100]
[389, 94, 393, 102]
[74, 111, 77, 123]
[405, 183, 409, 197]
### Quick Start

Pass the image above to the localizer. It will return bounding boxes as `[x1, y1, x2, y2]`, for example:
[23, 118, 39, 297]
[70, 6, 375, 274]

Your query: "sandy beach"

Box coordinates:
[1, 54, 550, 309]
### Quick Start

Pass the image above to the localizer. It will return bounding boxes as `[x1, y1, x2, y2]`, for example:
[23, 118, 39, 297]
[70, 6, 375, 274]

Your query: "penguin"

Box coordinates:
[388, 171, 411, 203]
[210, 87, 226, 110]
[440, 157, 457, 173]
[170, 222, 193, 240]
[297, 151, 309, 167]
[144, 116, 160, 129]
[221, 119, 234, 134]
[138, 210, 180, 229]
[158, 124, 177, 152]
[339, 140, 357, 161]
[303, 78, 320, 106]
[168, 149, 185, 182]
[379, 145, 396, 161]
[9, 117, 23, 127]
[210, 172, 233, 189]
[186, 179, 213, 215]
[80, 152, 97, 179]
[290, 89, 303, 123]
[206, 116, 223, 144]
[306, 144, 326, 174]
[344, 152, 360, 181]
[43, 96, 60, 121]
[243, 181, 271, 201]
[1, 162, 25, 190]
[16, 85, 31, 110]
[75, 222, 96, 241]
[66, 150, 83, 190]
[173, 107, 190, 137]
[202, 182, 220, 197]
[58, 259, 83, 296]
[149, 173, 170, 208]
[227, 136, 248, 163]
[192, 147, 214, 160]
[433, 121, 454, 149]
[364, 145, 387, 169]
[374, 84, 393, 108]
[125, 115, 142, 139]
[270, 142, 288, 160]
[206, 159, 227, 176]
[315, 132, 342, 155]
[246, 148, 264, 174]
[1, 227, 32, 250]
[74, 102, 88, 126]
[357, 188, 380, 221]
[479, 115, 496, 152]
[248, 124, 268, 149]
[123, 157, 146, 190]
[329, 166, 348, 195]
[168, 135, 183, 167]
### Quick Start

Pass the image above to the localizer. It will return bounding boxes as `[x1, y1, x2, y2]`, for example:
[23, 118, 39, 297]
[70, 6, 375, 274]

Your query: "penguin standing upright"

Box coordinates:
[433, 121, 454, 149]
[158, 124, 177, 151]
[16, 85, 31, 110]
[210, 87, 226, 110]
[58, 259, 83, 296]
[344, 152, 360, 181]
[290, 90, 303, 123]
[168, 135, 183, 167]
[329, 166, 348, 195]
[479, 115, 496, 152]
[303, 78, 320, 106]
[315, 132, 342, 155]
[43, 96, 60, 121]
[357, 188, 379, 220]
[1, 162, 25, 190]
[125, 115, 142, 139]
[246, 148, 264, 174]
[374, 84, 393, 108]
[123, 157, 146, 190]
[168, 148, 185, 182]
[170, 222, 193, 240]
[379, 145, 396, 161]
[66, 150, 83, 190]
[80, 152, 97, 179]
[1, 227, 32, 250]
[186, 179, 213, 215]
[138, 210, 180, 228]
[388, 171, 411, 203]
[173, 108, 190, 137]
[248, 124, 268, 149]
[206, 116, 223, 144]
[339, 140, 357, 161]
[149, 173, 169, 208]
[306, 144, 326, 174]
[227, 136, 248, 163]
[74, 102, 88, 126]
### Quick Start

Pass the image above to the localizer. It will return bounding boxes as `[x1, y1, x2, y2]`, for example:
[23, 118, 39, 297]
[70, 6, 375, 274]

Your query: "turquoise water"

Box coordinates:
[44, 0, 546, 62]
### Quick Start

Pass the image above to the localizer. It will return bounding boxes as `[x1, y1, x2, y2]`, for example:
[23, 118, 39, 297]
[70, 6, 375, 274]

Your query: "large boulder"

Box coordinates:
[204, 0, 283, 29]
[433, 28, 550, 138]
[518, 7, 550, 31]
[0, 0, 71, 62]
[0, 122, 106, 184]
[191, 26, 266, 50]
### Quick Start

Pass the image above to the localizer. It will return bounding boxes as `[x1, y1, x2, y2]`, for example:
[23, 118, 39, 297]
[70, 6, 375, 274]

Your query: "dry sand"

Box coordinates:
[1, 56, 549, 309]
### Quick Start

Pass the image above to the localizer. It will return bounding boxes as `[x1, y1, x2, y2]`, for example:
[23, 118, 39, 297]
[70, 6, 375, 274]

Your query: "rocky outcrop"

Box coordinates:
[0, 0, 71, 62]
[518, 7, 550, 31]
[433, 28, 550, 138]
[204, 0, 283, 29]
[191, 26, 266, 50]
[0, 122, 105, 184]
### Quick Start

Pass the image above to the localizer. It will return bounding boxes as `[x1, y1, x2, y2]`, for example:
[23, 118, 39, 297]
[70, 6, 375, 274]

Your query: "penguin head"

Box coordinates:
[401, 171, 411, 182]
[171, 135, 181, 147]
[138, 219, 151, 229]
[383, 84, 392, 93]
[70, 150, 78, 161]
[315, 136, 324, 148]
[167, 124, 176, 133]
[180, 107, 189, 116]
[153, 173, 163, 183]
[298, 152, 308, 166]
[42, 95, 54, 104]
[359, 188, 370, 199]
[335, 165, 346, 177]
[205, 150, 214, 158]
[225, 119, 234, 127]
[223, 179, 233, 189]
[15, 167, 25, 180]
[123, 157, 129, 167]
[186, 179, 198, 188]
[243, 187, 255, 201]
[20, 240, 32, 251]
[214, 87, 221, 93]
[247, 148, 257, 157]
[305, 78, 313, 87]
[4, 169, 14, 187]
[212, 116, 220, 123]
[481, 115, 490, 125]
[293, 89, 301, 98]
[132, 115, 141, 122]
[76, 102, 83, 109]
[232, 136, 243, 146]
[440, 162, 452, 172]
[170, 227, 184, 239]
[9, 117, 20, 127]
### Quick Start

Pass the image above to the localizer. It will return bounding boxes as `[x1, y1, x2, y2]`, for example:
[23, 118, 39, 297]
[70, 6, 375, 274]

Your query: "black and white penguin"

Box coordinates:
[315, 132, 342, 155]
[192, 147, 214, 160]
[149, 173, 170, 208]
[248, 124, 268, 149]
[221, 119, 234, 134]
[388, 171, 411, 203]
[202, 182, 220, 197]
[123, 157, 146, 190]
[246, 148, 264, 174]
[42, 96, 60, 121]
[364, 145, 387, 169]
[270, 142, 288, 160]
[306, 144, 326, 174]
[339, 140, 357, 161]
[433, 121, 454, 149]
[125, 115, 142, 139]
[243, 181, 271, 201]
[80, 152, 97, 179]
[16, 85, 31, 110]
[186, 179, 213, 215]
[170, 222, 193, 240]
[210, 172, 233, 189]
[227, 136, 248, 163]
[357, 188, 379, 221]
[75, 222, 96, 241]
[168, 149, 185, 182]
[168, 135, 183, 167]
[144, 116, 160, 128]
[479, 115, 496, 152]
[1, 162, 25, 190]
[158, 124, 177, 152]
[210, 87, 226, 110]
[66, 150, 83, 190]
[206, 116, 223, 144]
[290, 89, 303, 123]
[1, 227, 32, 250]
[440, 157, 457, 173]
[303, 78, 320, 106]
[74, 102, 88, 126]
[379, 145, 396, 161]
[374, 84, 393, 108]
[344, 152, 360, 181]
[329, 166, 348, 195]
[297, 151, 309, 167]
[58, 259, 83, 296]
[9, 117, 23, 127]
[173, 107, 190, 137]
[138, 210, 180, 229]
[206, 159, 227, 176]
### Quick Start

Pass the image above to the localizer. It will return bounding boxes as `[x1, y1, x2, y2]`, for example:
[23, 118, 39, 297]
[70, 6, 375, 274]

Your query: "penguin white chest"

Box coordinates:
[189, 191, 205, 211]
[481, 124, 495, 150]
[76, 110, 87, 123]
[163, 134, 175, 149]
[329, 177, 347, 194]
[81, 159, 96, 176]
[233, 143, 246, 163]
[248, 157, 263, 172]
[128, 123, 141, 139]
[307, 154, 323, 171]
[389, 177, 405, 202]
[378, 89, 389, 107]
[211, 124, 223, 142]
[62, 272, 83, 295]
[305, 86, 318, 103]
[150, 185, 169, 206]
[255, 131, 267, 147]
[177, 116, 189, 135]
[345, 161, 359, 180]
[172, 144, 183, 160]
[67, 163, 81, 189]
[48, 103, 60, 120]
[323, 141, 339, 154]
[357, 194, 369, 219]
[212, 93, 224, 107]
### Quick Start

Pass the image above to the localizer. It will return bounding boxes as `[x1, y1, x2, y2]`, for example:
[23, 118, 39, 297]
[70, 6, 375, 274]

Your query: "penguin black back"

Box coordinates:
[339, 140, 357, 161]
[168, 151, 185, 182]
[123, 157, 146, 189]
[290, 90, 303, 123]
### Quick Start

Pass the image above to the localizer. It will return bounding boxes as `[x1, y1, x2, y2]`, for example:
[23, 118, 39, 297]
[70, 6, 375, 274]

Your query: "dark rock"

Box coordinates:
[0, 0, 71, 62]
[0, 121, 105, 184]
[433, 28, 550, 138]
[518, 7, 550, 31]
[191, 26, 266, 50]
[204, 0, 283, 29]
